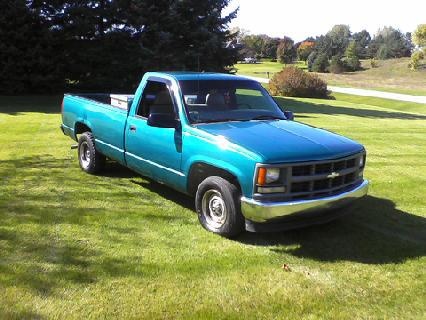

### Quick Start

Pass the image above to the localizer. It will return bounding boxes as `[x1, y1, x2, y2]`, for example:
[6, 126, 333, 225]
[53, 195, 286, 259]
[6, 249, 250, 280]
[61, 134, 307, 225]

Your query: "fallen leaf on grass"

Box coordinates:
[281, 264, 291, 272]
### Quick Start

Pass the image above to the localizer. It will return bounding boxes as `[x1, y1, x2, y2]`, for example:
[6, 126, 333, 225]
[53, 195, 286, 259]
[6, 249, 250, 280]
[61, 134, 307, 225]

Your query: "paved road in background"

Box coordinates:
[241, 75, 426, 104]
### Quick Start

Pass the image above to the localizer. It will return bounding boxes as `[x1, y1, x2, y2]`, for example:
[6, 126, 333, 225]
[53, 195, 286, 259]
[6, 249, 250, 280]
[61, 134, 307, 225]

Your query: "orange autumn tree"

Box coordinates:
[297, 41, 315, 61]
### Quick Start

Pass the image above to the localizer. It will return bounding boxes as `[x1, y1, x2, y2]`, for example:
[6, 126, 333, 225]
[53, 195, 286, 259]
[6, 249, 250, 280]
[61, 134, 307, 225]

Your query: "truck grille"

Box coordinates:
[254, 152, 365, 202]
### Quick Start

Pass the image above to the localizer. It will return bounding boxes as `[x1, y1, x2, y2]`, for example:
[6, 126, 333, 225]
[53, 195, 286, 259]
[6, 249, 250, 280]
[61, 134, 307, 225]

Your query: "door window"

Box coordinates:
[136, 81, 175, 118]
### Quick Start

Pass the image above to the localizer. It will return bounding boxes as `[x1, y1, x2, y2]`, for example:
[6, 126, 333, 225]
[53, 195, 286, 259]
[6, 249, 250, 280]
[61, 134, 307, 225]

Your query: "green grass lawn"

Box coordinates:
[235, 60, 306, 79]
[236, 58, 426, 96]
[1, 95, 425, 319]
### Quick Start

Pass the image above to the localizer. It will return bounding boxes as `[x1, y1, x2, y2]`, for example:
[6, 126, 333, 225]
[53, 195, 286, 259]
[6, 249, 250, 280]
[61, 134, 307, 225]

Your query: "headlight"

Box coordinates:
[257, 167, 280, 185]
[266, 168, 280, 183]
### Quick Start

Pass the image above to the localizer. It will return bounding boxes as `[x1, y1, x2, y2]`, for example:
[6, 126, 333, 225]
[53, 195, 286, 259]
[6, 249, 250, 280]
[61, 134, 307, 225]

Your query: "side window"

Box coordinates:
[136, 81, 175, 117]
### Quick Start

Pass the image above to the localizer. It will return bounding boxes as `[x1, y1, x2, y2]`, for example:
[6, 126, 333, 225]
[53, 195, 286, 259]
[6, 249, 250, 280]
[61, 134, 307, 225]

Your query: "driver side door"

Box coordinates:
[125, 79, 184, 185]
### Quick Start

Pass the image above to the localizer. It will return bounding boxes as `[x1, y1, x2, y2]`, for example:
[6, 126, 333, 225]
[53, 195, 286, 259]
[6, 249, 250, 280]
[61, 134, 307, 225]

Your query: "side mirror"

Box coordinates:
[147, 113, 177, 128]
[284, 110, 294, 121]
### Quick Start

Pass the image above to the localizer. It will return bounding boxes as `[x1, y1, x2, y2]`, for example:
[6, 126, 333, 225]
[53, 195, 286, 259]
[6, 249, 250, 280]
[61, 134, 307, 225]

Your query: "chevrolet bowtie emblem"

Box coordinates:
[327, 172, 340, 179]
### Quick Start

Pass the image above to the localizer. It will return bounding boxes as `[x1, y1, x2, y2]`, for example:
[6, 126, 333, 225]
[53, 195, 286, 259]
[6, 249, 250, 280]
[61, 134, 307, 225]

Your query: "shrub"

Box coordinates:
[409, 50, 425, 70]
[311, 53, 329, 72]
[370, 58, 379, 68]
[329, 56, 345, 74]
[269, 66, 329, 98]
[270, 58, 277, 62]
[343, 56, 361, 71]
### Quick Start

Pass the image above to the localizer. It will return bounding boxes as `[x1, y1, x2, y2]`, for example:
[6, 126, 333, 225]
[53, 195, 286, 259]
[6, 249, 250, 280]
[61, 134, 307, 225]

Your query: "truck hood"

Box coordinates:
[195, 120, 364, 163]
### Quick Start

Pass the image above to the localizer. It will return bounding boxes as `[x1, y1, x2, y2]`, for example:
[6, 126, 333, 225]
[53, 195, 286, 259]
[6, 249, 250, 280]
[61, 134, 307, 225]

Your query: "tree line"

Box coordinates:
[2, 2, 424, 95]
[236, 24, 418, 73]
[0, 0, 239, 94]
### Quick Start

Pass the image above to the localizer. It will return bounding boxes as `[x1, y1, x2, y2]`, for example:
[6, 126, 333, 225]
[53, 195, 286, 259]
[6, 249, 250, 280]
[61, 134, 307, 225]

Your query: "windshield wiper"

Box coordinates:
[249, 115, 285, 121]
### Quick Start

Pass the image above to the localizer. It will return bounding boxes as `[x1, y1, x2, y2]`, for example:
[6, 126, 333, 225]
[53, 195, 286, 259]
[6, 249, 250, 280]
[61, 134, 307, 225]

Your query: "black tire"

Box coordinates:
[77, 132, 105, 174]
[195, 176, 245, 238]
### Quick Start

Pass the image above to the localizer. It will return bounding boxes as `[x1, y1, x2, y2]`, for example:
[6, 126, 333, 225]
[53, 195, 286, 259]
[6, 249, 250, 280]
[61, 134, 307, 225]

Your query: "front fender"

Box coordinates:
[182, 130, 262, 197]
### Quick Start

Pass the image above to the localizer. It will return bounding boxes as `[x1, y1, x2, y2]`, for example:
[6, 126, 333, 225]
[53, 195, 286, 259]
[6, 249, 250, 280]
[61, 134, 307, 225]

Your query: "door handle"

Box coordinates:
[129, 125, 137, 132]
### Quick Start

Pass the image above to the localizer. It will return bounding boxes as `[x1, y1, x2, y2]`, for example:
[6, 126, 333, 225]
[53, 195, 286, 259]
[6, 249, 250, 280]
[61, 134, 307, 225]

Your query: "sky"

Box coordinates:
[225, 0, 426, 42]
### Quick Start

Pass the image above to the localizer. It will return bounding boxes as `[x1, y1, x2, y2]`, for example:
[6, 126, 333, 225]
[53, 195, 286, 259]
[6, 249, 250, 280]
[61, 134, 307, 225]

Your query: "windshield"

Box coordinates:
[179, 79, 285, 124]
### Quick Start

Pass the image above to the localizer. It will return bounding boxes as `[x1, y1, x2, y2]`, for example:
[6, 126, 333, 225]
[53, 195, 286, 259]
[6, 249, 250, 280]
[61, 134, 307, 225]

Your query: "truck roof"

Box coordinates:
[146, 71, 252, 82]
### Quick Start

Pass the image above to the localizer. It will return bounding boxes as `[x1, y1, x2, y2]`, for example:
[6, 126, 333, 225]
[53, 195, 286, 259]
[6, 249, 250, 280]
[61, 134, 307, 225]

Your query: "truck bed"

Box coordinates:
[62, 93, 134, 165]
[68, 94, 134, 111]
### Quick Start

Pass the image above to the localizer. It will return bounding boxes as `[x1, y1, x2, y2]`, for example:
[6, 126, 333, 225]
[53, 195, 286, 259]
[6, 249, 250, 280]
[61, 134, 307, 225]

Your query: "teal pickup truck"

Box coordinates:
[61, 72, 369, 237]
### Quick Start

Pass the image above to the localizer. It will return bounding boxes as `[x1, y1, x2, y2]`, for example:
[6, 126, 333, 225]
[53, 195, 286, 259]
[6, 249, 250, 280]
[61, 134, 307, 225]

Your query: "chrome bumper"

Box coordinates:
[241, 180, 369, 223]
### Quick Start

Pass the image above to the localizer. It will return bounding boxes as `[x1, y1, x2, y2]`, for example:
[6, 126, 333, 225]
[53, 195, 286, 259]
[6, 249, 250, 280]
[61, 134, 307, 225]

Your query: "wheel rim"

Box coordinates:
[79, 141, 91, 169]
[201, 189, 227, 229]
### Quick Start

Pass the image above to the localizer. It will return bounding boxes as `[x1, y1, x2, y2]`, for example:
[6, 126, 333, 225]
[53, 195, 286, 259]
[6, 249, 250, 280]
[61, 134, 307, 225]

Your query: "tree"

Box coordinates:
[230, 27, 250, 43]
[307, 51, 318, 71]
[27, 0, 239, 92]
[353, 30, 371, 59]
[329, 56, 345, 74]
[239, 34, 280, 59]
[276, 36, 296, 64]
[311, 53, 329, 73]
[409, 24, 426, 70]
[327, 24, 351, 57]
[369, 26, 411, 59]
[261, 36, 280, 58]
[413, 24, 426, 49]
[297, 41, 315, 61]
[314, 35, 333, 58]
[344, 41, 361, 71]
[0, 0, 62, 94]
[240, 34, 264, 58]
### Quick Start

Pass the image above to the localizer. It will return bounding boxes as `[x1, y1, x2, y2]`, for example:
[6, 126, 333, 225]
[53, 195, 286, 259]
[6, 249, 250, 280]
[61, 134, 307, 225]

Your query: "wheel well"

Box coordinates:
[74, 122, 91, 138]
[187, 162, 241, 196]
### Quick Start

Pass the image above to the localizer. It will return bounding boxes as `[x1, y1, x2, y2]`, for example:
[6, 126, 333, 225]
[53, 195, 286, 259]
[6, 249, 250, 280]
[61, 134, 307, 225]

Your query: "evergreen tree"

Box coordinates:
[314, 35, 333, 58]
[344, 41, 361, 71]
[311, 53, 329, 73]
[353, 30, 371, 59]
[0, 1, 62, 93]
[307, 51, 318, 71]
[329, 55, 345, 74]
[27, 0, 239, 92]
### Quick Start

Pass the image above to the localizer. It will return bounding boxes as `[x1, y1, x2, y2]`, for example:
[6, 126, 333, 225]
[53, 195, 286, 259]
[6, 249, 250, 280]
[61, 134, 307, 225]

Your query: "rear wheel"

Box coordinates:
[77, 132, 105, 174]
[195, 176, 244, 238]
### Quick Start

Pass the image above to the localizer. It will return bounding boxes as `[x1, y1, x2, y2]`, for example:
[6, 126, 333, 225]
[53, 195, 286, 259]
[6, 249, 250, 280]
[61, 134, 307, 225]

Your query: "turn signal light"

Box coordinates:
[257, 167, 267, 185]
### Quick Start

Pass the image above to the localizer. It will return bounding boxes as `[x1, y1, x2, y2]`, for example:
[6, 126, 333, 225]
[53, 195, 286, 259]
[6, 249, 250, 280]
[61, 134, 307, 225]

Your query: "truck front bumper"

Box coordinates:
[241, 180, 369, 232]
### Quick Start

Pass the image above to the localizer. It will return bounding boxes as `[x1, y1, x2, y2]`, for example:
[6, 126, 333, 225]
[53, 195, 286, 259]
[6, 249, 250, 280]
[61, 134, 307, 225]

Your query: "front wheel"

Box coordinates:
[195, 176, 245, 238]
[77, 132, 105, 174]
